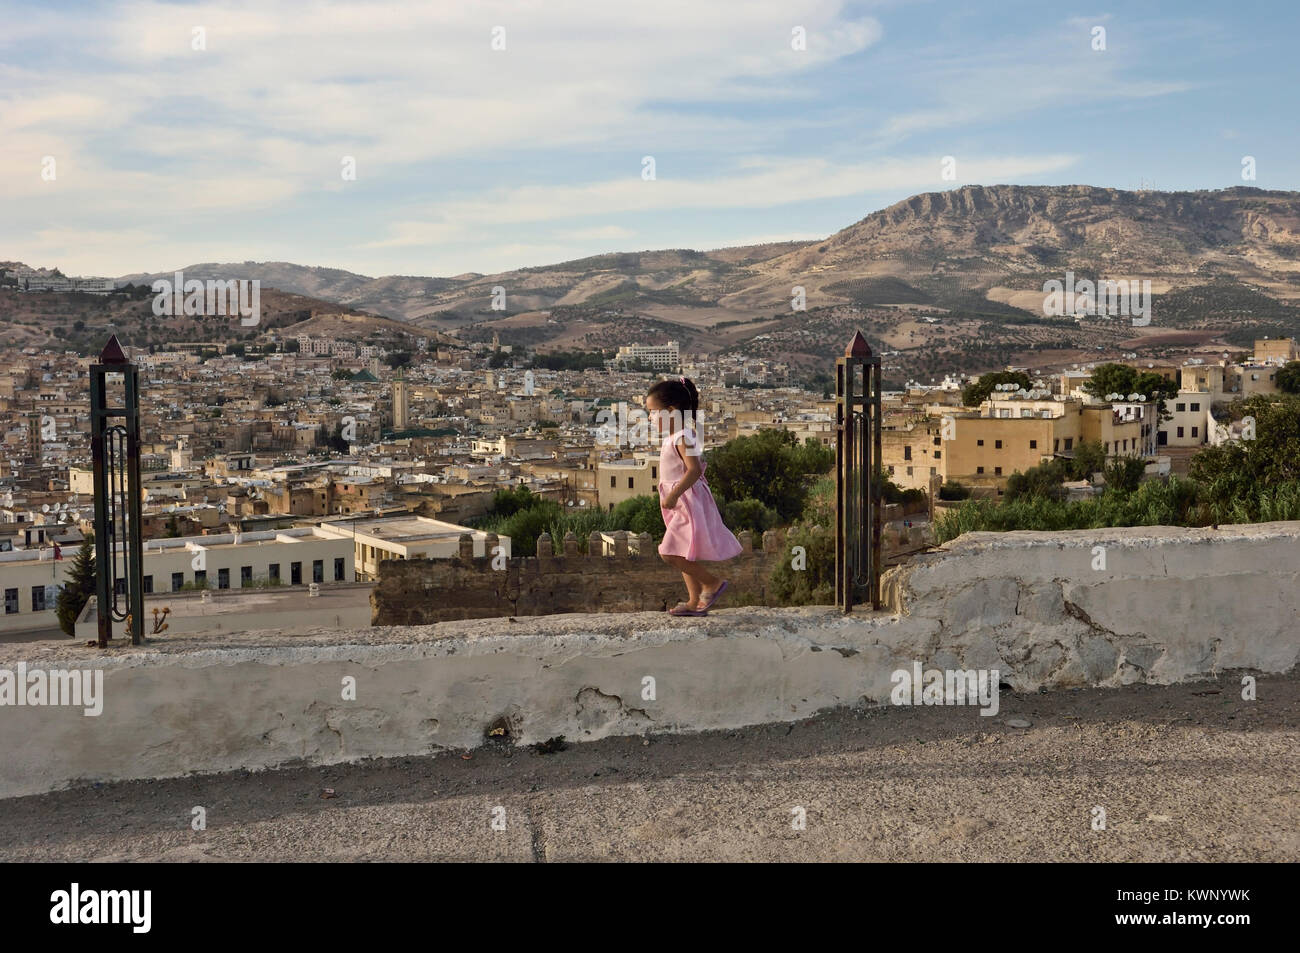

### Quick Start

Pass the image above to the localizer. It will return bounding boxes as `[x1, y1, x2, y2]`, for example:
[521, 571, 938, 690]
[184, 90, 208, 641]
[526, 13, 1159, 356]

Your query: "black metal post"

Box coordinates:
[835, 331, 882, 613]
[89, 336, 145, 646]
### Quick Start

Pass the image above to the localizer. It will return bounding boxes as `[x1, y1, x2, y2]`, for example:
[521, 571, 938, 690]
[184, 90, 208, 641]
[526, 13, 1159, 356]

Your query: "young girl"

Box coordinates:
[646, 377, 741, 616]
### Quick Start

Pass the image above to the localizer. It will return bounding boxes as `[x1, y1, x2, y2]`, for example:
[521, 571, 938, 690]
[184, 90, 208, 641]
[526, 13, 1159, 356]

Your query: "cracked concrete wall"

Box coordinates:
[883, 521, 1300, 688]
[2, 521, 1297, 798]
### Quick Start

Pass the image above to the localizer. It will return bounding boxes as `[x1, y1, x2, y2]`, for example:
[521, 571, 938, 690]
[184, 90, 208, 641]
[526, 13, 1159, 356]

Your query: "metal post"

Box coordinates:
[89, 336, 145, 646]
[90, 366, 111, 648]
[835, 331, 882, 613]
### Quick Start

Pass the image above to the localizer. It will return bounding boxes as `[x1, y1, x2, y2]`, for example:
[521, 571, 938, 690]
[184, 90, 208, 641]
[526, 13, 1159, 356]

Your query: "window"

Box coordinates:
[609, 476, 616, 488]
[887, 465, 895, 475]
[1176, 403, 1185, 412]
[995, 440, 1002, 449]
[335, 557, 346, 581]
[651, 466, 657, 479]
[1190, 403, 1200, 412]
[269, 563, 280, 583]
[241, 566, 252, 586]
[32, 586, 47, 612]
[1029, 440, 1037, 449]
[194, 570, 207, 588]
[904, 446, 912, 460]
[143, 575, 153, 594]
[934, 451, 941, 460]
[976, 466, 985, 474]
[1063, 438, 1073, 451]
[1177, 427, 1185, 438]
[1191, 426, 1198, 438]
[291, 562, 302, 585]
[627, 477, 634, 489]
[1105, 442, 1110, 453]
[218, 568, 230, 589]
[994, 467, 1002, 476]
[930, 466, 936, 475]
[906, 466, 913, 476]
[1054, 439, 1060, 452]
[172, 572, 184, 591]
[977, 439, 984, 446]
[933, 437, 941, 446]
[313, 560, 324, 583]
[4, 589, 17, 614]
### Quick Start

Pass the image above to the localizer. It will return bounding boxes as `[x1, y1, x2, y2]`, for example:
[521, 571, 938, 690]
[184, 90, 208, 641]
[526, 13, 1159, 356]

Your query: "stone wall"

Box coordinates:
[372, 529, 785, 624]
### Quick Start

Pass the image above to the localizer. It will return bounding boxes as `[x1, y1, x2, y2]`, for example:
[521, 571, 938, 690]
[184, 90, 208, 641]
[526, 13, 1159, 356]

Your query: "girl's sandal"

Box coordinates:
[668, 602, 704, 616]
[698, 580, 729, 612]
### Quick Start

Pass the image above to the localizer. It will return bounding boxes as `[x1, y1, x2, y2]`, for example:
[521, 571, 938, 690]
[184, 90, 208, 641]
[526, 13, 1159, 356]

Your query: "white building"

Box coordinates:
[616, 341, 680, 370]
[0, 527, 355, 635]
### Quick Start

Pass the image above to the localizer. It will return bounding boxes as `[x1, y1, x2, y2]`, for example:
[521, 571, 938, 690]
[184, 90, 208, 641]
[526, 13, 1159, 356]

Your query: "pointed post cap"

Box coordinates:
[845, 330, 872, 358]
[100, 334, 129, 365]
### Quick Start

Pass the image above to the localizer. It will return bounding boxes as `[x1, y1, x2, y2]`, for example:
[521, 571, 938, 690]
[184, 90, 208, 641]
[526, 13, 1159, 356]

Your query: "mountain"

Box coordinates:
[16, 184, 1300, 379]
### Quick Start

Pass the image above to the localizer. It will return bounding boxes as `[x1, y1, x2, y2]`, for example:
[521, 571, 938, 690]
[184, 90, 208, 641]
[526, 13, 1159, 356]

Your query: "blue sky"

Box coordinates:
[1, 0, 1296, 278]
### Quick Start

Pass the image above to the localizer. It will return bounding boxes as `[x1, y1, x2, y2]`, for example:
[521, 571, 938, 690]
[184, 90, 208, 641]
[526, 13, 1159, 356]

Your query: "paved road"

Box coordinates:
[3, 672, 1297, 862]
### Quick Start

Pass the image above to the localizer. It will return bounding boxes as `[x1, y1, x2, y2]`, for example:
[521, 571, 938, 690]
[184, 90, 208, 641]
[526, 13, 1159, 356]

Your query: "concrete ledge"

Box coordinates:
[3, 521, 1299, 799]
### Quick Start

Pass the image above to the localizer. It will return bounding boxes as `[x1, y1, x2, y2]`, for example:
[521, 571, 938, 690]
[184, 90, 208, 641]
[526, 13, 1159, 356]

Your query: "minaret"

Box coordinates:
[392, 369, 409, 430]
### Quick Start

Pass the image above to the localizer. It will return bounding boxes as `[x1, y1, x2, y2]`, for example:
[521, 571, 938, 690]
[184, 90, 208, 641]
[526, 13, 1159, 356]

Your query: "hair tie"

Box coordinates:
[679, 376, 687, 385]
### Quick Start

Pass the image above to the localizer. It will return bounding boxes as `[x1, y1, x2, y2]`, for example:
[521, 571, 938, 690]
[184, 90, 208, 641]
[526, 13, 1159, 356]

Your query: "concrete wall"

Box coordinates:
[2, 521, 1297, 798]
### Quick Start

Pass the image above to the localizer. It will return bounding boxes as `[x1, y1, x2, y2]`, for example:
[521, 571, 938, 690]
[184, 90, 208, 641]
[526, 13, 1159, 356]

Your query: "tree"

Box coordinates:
[1190, 393, 1300, 504]
[609, 495, 666, 537]
[722, 498, 778, 534]
[1070, 440, 1107, 480]
[1276, 361, 1300, 395]
[962, 371, 1031, 407]
[1104, 456, 1147, 493]
[1081, 364, 1178, 422]
[55, 539, 96, 636]
[489, 484, 538, 518]
[706, 429, 825, 523]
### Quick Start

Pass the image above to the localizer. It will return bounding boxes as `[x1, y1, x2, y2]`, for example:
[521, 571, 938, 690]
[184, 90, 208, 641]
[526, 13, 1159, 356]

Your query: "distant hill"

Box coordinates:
[10, 185, 1300, 380]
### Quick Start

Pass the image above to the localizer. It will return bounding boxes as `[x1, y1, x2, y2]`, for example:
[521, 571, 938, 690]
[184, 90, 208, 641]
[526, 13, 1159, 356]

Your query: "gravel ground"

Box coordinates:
[2, 671, 1297, 862]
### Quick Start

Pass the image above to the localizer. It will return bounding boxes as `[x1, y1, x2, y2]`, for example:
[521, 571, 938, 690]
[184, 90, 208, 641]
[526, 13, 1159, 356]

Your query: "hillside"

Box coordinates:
[9, 185, 1300, 380]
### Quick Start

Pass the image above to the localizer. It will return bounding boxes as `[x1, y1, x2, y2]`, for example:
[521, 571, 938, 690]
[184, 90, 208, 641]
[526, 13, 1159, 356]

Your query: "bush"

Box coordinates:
[938, 481, 971, 501]
[1104, 456, 1147, 494]
[722, 498, 779, 535]
[706, 430, 829, 523]
[768, 523, 834, 605]
[608, 495, 666, 537]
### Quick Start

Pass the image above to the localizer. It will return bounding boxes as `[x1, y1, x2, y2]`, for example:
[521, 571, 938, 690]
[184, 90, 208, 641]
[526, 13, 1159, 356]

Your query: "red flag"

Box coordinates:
[53, 541, 62, 560]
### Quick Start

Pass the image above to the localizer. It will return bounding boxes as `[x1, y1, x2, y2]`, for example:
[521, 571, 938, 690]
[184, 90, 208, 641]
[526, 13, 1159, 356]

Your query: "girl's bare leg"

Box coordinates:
[663, 554, 720, 595]
[681, 571, 702, 607]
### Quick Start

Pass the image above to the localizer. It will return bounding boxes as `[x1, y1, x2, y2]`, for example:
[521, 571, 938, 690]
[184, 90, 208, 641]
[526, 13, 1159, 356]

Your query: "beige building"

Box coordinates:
[1253, 337, 1298, 365]
[1158, 391, 1211, 447]
[596, 453, 659, 511]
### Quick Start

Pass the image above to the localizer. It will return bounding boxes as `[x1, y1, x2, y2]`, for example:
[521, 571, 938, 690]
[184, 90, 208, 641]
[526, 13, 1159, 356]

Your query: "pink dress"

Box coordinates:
[657, 428, 742, 562]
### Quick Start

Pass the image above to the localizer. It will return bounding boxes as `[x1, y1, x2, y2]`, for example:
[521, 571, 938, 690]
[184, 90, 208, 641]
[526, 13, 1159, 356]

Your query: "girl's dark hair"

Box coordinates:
[647, 376, 699, 415]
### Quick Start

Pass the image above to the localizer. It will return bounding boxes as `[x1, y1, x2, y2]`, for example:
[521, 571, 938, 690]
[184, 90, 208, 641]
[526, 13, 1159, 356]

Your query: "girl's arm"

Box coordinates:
[663, 437, 702, 507]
